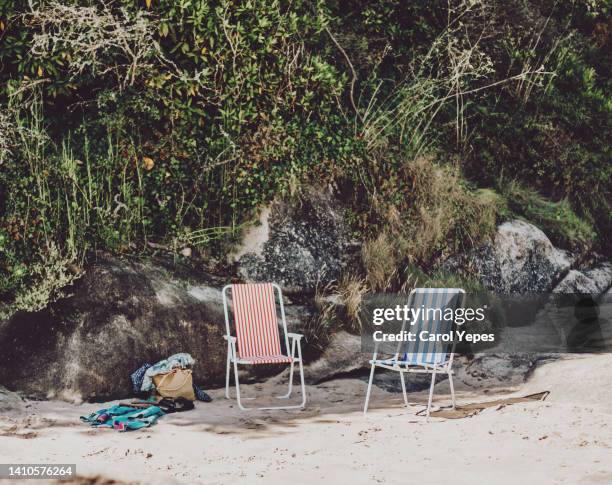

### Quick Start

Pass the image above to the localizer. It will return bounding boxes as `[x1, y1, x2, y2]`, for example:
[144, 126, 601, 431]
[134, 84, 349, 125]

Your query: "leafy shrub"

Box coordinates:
[459, 0, 610, 251]
[0, 0, 609, 313]
[1, 243, 81, 320]
[0, 0, 350, 307]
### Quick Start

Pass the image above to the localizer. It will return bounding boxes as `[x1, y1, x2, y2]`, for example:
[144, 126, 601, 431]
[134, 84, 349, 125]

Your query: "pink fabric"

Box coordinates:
[239, 355, 293, 364]
[232, 283, 289, 365]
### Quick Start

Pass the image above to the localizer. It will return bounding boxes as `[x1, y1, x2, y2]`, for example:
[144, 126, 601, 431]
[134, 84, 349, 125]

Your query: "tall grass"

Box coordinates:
[1, 95, 84, 317]
[501, 181, 597, 251]
[0, 95, 147, 315]
[361, 233, 399, 292]
[0, 82, 250, 317]
[346, 1, 540, 270]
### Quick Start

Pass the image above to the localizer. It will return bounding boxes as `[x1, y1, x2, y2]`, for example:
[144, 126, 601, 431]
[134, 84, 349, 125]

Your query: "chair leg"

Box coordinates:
[448, 370, 456, 409]
[233, 359, 247, 411]
[277, 339, 296, 399]
[225, 347, 231, 399]
[258, 342, 306, 410]
[277, 361, 295, 399]
[426, 368, 437, 421]
[297, 345, 307, 408]
[236, 341, 306, 411]
[363, 363, 376, 415]
[399, 370, 408, 407]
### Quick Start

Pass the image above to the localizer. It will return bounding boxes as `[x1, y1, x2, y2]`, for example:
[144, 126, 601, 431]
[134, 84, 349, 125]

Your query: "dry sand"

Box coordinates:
[1, 354, 611, 485]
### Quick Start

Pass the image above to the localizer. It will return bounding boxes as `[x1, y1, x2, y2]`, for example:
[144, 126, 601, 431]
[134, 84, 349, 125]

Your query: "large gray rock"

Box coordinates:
[0, 385, 24, 414]
[0, 255, 317, 402]
[0, 257, 225, 401]
[553, 263, 612, 294]
[231, 188, 350, 295]
[456, 354, 558, 387]
[447, 220, 573, 293]
[304, 331, 369, 383]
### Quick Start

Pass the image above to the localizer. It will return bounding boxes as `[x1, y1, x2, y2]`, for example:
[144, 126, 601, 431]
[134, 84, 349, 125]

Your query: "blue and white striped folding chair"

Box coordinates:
[363, 288, 465, 418]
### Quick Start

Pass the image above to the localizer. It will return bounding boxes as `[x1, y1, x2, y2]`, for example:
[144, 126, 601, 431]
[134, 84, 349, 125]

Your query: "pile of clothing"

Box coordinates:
[80, 353, 212, 432]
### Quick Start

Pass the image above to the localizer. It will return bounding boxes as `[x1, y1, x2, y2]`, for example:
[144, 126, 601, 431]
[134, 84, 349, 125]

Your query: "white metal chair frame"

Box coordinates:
[363, 288, 465, 419]
[222, 283, 306, 411]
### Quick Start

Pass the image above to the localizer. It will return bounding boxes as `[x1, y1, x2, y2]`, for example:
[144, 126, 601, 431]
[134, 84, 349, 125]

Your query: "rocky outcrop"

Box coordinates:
[231, 188, 350, 295]
[303, 331, 369, 383]
[0, 256, 228, 401]
[446, 220, 574, 293]
[304, 220, 611, 386]
[0, 385, 24, 414]
[0, 255, 315, 402]
[1, 200, 608, 403]
[457, 354, 552, 386]
[553, 262, 612, 294]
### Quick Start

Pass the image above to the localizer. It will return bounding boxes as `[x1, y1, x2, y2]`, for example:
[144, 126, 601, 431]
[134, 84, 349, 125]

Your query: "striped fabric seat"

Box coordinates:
[238, 355, 294, 364]
[232, 283, 290, 365]
[399, 288, 461, 366]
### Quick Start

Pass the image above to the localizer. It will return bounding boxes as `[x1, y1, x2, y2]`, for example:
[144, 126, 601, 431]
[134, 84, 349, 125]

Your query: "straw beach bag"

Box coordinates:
[153, 369, 196, 401]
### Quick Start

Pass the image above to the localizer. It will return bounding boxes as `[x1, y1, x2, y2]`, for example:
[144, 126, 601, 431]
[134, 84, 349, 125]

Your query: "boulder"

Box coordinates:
[231, 188, 350, 295]
[457, 353, 554, 386]
[358, 354, 550, 394]
[446, 220, 573, 293]
[303, 331, 369, 383]
[0, 256, 228, 401]
[0, 385, 24, 414]
[553, 262, 612, 294]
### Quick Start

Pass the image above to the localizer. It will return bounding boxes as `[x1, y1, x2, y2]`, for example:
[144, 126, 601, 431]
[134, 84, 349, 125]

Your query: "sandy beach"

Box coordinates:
[1, 354, 611, 485]
[2, 2, 610, 484]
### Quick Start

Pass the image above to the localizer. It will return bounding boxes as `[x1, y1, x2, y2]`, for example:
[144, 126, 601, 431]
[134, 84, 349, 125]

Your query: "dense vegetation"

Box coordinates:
[0, 0, 609, 314]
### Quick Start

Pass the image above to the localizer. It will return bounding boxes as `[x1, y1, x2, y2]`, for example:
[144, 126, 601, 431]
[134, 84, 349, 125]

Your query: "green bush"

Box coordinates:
[0, 0, 609, 313]
[0, 0, 353, 309]
[458, 0, 610, 250]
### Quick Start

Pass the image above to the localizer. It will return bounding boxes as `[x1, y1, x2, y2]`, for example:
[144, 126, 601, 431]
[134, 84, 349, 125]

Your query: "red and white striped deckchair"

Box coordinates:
[222, 283, 306, 410]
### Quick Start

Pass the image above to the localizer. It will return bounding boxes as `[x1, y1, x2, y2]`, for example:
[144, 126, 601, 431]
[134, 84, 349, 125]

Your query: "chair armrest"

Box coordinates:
[223, 335, 237, 343]
[287, 332, 304, 340]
